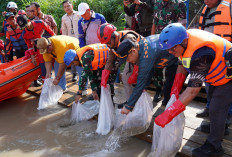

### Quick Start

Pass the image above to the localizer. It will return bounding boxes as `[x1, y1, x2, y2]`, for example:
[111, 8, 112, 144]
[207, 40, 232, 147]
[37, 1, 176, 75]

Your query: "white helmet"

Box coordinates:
[7, 2, 18, 9]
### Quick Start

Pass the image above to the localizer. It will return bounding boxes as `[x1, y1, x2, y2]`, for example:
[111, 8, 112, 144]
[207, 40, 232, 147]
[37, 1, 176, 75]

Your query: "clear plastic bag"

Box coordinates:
[71, 100, 100, 123]
[96, 85, 115, 135]
[37, 78, 63, 110]
[148, 94, 185, 157]
[114, 91, 153, 137]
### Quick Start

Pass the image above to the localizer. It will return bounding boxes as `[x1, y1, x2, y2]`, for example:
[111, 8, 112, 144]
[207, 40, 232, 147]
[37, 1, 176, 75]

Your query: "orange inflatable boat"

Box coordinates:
[0, 56, 41, 101]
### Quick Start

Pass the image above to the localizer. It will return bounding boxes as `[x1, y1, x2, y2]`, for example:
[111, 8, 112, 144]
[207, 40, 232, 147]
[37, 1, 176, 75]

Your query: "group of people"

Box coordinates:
[1, 0, 232, 156]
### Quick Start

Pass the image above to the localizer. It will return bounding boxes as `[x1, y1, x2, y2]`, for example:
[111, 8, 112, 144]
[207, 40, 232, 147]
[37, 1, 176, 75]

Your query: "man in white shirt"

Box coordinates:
[61, 0, 88, 95]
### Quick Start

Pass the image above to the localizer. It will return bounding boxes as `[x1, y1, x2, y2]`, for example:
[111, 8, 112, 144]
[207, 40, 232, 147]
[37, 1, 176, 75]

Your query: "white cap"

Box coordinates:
[77, 2, 89, 15]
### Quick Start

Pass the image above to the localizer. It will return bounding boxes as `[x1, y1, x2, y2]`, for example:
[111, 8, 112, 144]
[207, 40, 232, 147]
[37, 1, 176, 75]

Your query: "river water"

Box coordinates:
[0, 92, 151, 157]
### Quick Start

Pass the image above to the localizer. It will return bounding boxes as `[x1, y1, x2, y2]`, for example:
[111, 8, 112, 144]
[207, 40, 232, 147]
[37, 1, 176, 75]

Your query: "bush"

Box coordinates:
[0, 0, 125, 40]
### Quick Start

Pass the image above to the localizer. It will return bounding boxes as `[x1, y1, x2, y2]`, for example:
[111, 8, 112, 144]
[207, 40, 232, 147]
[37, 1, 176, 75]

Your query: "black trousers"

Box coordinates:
[162, 64, 178, 104]
[207, 81, 232, 149]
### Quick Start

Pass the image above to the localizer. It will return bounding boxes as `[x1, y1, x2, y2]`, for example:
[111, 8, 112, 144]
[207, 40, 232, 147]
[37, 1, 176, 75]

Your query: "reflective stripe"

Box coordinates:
[97, 44, 100, 68]
[215, 75, 225, 83]
[106, 45, 109, 59]
[208, 61, 222, 75]
[208, 65, 226, 80]
[222, 0, 230, 6]
[102, 44, 105, 63]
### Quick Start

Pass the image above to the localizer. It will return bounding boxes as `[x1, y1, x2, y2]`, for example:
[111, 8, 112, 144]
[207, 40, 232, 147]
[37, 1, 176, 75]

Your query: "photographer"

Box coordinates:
[123, 0, 153, 37]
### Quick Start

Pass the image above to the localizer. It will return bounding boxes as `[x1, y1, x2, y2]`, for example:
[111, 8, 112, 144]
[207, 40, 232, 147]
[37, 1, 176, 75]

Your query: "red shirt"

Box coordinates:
[22, 20, 55, 62]
[22, 20, 55, 51]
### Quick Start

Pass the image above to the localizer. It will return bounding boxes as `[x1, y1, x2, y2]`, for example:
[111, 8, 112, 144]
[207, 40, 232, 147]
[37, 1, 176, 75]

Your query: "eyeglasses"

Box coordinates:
[168, 45, 178, 52]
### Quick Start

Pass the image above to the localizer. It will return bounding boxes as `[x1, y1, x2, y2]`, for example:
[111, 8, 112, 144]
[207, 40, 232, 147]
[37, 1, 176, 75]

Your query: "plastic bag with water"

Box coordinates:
[37, 78, 63, 110]
[71, 100, 100, 123]
[114, 91, 153, 137]
[148, 94, 185, 157]
[96, 85, 115, 135]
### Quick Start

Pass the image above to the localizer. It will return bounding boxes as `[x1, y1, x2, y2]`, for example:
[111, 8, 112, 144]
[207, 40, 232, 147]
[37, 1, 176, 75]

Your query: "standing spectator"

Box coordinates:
[61, 0, 80, 38]
[61, 0, 82, 86]
[0, 2, 18, 37]
[151, 0, 186, 106]
[4, 12, 27, 61]
[25, 5, 37, 20]
[123, 0, 153, 37]
[151, 0, 186, 34]
[30, 2, 58, 35]
[196, 0, 232, 136]
[77, 2, 106, 47]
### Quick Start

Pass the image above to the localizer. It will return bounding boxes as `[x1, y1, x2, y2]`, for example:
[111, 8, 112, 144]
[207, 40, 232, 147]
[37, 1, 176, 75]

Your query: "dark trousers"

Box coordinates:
[163, 64, 178, 104]
[7, 49, 25, 61]
[207, 81, 232, 149]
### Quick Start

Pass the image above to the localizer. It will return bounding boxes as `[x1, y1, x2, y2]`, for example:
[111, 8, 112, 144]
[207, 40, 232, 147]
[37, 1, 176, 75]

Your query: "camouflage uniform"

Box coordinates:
[153, 0, 186, 103]
[79, 50, 115, 96]
[153, 0, 186, 34]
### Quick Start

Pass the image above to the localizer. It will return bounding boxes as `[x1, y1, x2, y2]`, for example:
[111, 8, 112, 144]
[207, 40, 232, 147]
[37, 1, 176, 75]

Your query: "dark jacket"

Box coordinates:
[125, 34, 178, 111]
[124, 0, 154, 33]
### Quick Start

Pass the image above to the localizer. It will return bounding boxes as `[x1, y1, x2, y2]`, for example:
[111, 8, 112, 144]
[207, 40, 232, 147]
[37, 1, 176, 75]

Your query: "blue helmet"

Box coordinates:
[64, 49, 77, 66]
[159, 23, 188, 50]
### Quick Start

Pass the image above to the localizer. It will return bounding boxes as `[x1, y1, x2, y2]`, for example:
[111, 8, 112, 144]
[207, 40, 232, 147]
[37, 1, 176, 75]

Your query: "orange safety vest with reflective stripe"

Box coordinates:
[77, 44, 109, 70]
[117, 30, 141, 47]
[111, 30, 141, 57]
[199, 0, 232, 41]
[179, 29, 232, 86]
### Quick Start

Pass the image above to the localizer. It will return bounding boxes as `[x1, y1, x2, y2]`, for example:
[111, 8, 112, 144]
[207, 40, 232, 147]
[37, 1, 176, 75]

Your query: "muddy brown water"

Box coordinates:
[0, 92, 151, 157]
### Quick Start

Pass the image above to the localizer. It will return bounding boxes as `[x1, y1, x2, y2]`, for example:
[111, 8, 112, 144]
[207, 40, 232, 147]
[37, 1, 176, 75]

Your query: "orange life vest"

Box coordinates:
[117, 30, 141, 47]
[179, 29, 232, 86]
[77, 44, 109, 70]
[199, 0, 232, 41]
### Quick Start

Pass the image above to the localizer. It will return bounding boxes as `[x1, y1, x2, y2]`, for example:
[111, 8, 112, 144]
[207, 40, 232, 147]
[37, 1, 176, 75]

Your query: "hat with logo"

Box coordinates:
[116, 39, 137, 65]
[37, 37, 49, 54]
[77, 2, 89, 15]
[116, 39, 137, 58]
[5, 12, 15, 20]
[16, 15, 28, 29]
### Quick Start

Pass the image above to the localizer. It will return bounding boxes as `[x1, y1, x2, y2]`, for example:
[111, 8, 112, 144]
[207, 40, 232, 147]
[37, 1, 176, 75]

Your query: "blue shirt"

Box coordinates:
[126, 35, 178, 110]
[78, 11, 106, 47]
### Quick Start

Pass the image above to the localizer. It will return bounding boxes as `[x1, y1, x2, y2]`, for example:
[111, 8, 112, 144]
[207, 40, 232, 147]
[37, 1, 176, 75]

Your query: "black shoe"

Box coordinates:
[117, 101, 127, 109]
[200, 124, 229, 136]
[34, 80, 42, 87]
[72, 74, 77, 82]
[192, 140, 224, 157]
[153, 91, 162, 103]
[196, 108, 209, 118]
